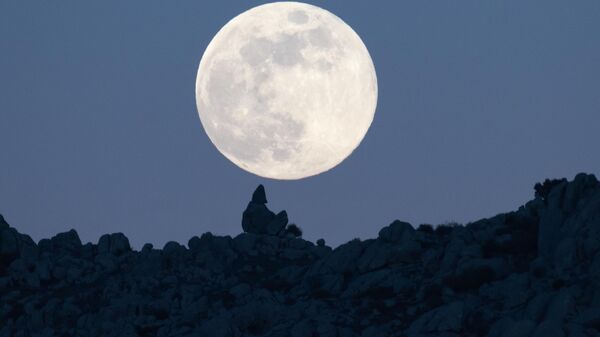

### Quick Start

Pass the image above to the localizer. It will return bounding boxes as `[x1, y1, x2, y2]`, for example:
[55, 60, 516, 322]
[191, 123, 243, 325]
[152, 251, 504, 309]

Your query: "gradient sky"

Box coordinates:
[1, 1, 599, 249]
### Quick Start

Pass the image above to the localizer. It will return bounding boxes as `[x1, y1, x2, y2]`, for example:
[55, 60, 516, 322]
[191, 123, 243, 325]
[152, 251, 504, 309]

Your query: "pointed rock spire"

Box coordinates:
[251, 184, 267, 204]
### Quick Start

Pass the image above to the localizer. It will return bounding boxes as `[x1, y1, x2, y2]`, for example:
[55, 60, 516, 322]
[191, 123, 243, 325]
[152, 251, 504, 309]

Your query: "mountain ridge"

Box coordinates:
[1, 173, 600, 337]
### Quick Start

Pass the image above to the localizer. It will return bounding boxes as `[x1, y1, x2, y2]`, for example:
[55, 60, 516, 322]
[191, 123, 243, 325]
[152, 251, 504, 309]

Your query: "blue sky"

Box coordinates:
[1, 1, 599, 248]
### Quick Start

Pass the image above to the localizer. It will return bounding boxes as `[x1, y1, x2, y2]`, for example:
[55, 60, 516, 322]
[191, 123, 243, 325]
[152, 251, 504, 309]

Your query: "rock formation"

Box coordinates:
[242, 184, 288, 236]
[1, 173, 600, 336]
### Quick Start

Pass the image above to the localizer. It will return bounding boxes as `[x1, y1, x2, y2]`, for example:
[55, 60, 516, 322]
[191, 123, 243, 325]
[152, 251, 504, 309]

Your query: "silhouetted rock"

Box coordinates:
[535, 178, 568, 201]
[267, 210, 288, 235]
[252, 184, 268, 204]
[97, 232, 131, 255]
[50, 229, 82, 253]
[1, 173, 600, 337]
[242, 185, 287, 235]
[378, 219, 414, 243]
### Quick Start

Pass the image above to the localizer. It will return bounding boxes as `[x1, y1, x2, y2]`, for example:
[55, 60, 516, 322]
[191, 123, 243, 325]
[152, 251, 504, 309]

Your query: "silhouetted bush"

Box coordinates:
[284, 224, 302, 237]
[535, 178, 567, 201]
[417, 224, 434, 234]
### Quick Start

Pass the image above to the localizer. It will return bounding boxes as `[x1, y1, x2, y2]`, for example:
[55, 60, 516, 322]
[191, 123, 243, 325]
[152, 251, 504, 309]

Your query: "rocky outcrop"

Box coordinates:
[1, 173, 600, 337]
[242, 185, 288, 236]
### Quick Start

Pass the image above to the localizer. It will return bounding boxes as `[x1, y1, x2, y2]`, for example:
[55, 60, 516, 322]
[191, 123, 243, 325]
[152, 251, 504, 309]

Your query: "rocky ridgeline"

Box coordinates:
[2, 174, 600, 337]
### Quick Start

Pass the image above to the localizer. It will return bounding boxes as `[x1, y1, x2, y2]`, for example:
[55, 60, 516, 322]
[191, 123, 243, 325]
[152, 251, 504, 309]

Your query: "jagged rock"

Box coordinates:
[242, 200, 275, 235]
[267, 211, 288, 235]
[252, 184, 267, 204]
[0, 214, 7, 229]
[51, 229, 82, 253]
[0, 225, 19, 263]
[0, 218, 36, 267]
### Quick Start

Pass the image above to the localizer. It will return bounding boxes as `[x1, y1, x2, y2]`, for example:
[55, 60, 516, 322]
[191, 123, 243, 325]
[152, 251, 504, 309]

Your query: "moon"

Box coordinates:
[196, 2, 377, 180]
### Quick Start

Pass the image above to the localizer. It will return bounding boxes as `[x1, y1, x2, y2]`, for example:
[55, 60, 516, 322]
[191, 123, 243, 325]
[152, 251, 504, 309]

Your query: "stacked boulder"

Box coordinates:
[242, 184, 288, 236]
[1, 174, 600, 337]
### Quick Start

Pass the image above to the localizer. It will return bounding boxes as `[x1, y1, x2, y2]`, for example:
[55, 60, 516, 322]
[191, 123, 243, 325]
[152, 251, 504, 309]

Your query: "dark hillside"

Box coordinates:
[1, 173, 600, 337]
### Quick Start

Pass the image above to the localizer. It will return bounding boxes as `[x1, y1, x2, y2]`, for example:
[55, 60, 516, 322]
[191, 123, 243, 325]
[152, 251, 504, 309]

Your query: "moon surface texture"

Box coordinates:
[196, 2, 377, 180]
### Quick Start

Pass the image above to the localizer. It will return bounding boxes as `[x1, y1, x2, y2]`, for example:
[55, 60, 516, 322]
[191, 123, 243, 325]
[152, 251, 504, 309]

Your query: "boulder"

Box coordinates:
[378, 220, 415, 243]
[51, 229, 82, 253]
[320, 239, 364, 274]
[187, 236, 201, 251]
[97, 233, 131, 256]
[163, 241, 185, 255]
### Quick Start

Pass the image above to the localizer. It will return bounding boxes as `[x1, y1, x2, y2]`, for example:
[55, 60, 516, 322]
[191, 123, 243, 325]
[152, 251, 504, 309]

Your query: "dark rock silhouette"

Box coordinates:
[1, 173, 600, 336]
[251, 184, 268, 204]
[242, 184, 287, 235]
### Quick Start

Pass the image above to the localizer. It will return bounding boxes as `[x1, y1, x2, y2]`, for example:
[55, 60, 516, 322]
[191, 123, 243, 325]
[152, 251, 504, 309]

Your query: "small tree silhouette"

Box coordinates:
[284, 223, 302, 237]
[534, 178, 567, 201]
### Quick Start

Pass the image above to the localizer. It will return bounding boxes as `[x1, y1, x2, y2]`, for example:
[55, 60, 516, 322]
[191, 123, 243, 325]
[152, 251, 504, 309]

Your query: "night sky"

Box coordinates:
[1, 1, 599, 249]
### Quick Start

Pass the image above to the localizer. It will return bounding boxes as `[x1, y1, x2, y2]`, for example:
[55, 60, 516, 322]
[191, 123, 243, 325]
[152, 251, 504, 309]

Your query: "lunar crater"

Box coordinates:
[288, 10, 308, 24]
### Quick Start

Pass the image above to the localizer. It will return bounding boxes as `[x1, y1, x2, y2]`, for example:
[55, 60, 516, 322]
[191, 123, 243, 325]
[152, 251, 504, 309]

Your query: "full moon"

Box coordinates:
[196, 2, 377, 180]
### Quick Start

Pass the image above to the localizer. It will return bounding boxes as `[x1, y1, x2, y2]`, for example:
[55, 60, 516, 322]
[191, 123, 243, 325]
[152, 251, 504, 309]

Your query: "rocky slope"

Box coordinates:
[2, 173, 600, 337]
